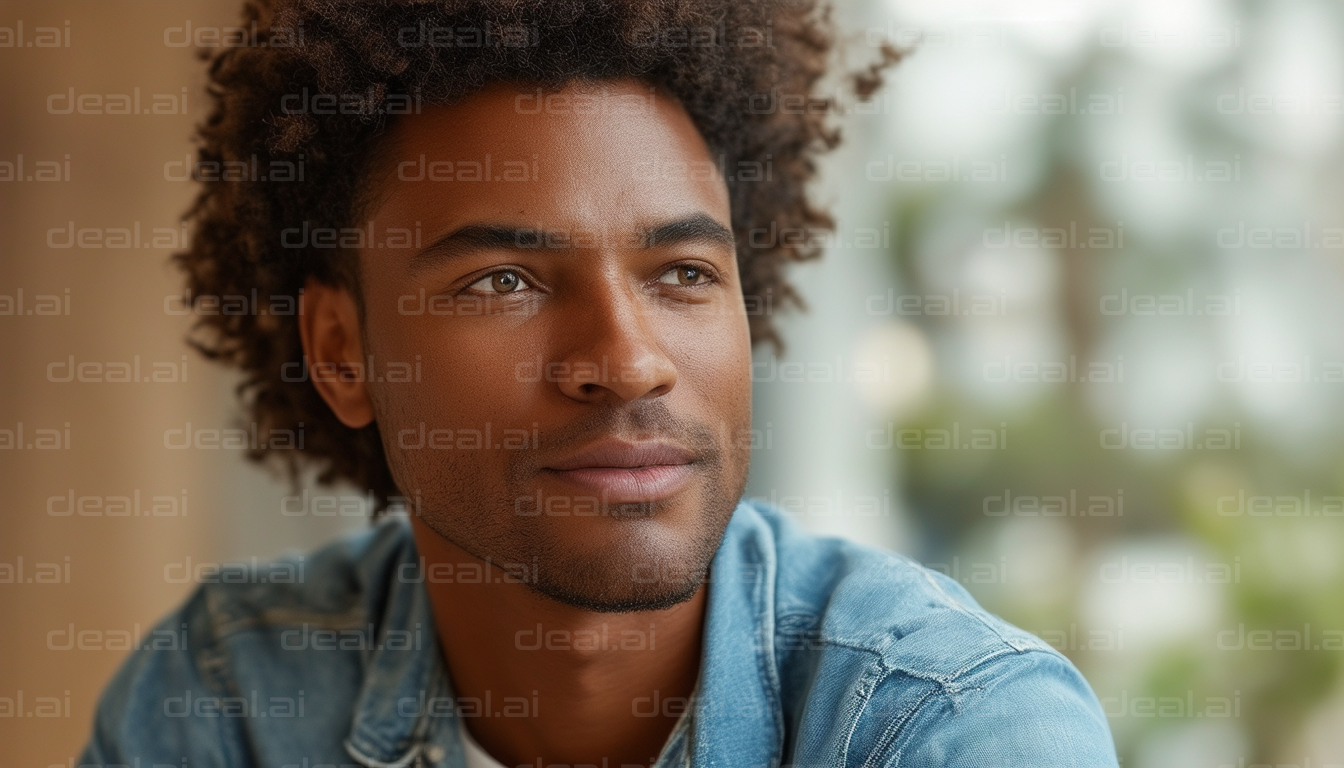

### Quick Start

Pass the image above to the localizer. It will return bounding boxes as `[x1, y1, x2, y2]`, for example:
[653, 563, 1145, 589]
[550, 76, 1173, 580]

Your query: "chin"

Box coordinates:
[529, 569, 705, 614]
[521, 506, 724, 613]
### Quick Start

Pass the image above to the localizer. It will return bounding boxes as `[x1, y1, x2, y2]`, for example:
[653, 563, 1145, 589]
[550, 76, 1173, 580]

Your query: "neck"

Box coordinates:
[410, 516, 705, 768]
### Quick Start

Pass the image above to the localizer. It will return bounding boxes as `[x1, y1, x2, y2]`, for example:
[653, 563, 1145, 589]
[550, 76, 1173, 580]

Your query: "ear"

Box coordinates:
[298, 278, 374, 429]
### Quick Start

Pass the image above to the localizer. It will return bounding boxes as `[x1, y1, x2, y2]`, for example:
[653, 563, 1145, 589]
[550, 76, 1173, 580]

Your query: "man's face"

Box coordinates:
[357, 79, 753, 612]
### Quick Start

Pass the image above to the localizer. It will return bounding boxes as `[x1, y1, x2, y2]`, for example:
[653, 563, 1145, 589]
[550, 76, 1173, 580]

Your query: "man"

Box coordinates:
[81, 1, 1118, 766]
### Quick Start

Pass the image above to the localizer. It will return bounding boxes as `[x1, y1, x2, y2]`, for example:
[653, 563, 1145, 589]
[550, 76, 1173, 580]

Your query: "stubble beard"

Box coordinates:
[379, 397, 750, 613]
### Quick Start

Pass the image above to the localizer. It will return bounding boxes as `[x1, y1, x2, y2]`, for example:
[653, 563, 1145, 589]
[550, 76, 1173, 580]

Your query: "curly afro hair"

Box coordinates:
[177, 0, 900, 511]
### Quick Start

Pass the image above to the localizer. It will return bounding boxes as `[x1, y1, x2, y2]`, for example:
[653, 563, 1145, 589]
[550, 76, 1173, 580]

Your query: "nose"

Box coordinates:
[554, 282, 678, 404]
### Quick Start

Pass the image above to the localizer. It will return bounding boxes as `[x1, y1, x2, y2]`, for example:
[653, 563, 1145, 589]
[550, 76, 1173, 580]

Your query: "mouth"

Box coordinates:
[541, 440, 697, 504]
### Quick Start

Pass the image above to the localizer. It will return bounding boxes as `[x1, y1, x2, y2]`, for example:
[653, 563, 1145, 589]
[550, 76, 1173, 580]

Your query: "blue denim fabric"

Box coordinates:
[79, 499, 1118, 767]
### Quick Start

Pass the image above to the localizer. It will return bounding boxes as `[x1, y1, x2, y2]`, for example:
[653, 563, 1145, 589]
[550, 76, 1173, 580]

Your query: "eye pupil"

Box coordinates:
[492, 271, 519, 292]
[680, 266, 700, 285]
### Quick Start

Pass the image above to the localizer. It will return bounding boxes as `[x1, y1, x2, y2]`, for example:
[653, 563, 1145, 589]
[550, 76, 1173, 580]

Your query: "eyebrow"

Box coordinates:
[643, 213, 735, 249]
[407, 212, 735, 275]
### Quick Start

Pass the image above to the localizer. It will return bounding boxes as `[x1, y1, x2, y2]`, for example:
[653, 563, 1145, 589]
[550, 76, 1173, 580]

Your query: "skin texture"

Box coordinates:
[299, 80, 753, 766]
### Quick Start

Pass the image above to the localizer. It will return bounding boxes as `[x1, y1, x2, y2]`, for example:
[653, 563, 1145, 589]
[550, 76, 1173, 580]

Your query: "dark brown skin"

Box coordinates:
[299, 79, 753, 766]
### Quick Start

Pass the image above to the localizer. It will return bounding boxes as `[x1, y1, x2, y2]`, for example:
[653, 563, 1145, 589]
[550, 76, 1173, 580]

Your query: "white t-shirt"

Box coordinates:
[459, 716, 509, 768]
[456, 708, 692, 768]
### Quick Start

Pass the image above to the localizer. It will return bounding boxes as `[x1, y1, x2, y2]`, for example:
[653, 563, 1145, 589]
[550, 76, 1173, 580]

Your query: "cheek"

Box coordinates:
[367, 308, 549, 426]
[428, 338, 535, 403]
[666, 307, 753, 416]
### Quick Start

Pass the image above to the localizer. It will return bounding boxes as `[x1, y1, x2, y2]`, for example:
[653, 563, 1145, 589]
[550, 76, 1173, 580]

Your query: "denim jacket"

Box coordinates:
[80, 499, 1118, 768]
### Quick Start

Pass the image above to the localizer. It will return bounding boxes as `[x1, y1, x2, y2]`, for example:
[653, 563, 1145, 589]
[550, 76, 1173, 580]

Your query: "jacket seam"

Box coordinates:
[196, 585, 260, 768]
[213, 605, 369, 638]
[815, 636, 1021, 684]
[913, 567, 1040, 652]
[867, 673, 942, 768]
[756, 512, 787, 768]
[836, 653, 892, 768]
[867, 646, 1065, 768]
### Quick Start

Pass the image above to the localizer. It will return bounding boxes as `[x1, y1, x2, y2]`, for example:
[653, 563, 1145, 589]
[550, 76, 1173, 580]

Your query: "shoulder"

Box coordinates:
[873, 648, 1118, 767]
[200, 513, 416, 632]
[731, 499, 1117, 767]
[734, 499, 1050, 668]
[80, 516, 416, 764]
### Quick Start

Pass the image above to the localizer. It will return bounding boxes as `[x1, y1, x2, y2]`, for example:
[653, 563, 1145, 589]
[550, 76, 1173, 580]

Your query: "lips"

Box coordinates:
[541, 440, 697, 503]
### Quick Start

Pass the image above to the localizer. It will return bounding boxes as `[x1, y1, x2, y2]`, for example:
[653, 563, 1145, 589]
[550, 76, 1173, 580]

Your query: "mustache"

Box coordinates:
[510, 400, 724, 475]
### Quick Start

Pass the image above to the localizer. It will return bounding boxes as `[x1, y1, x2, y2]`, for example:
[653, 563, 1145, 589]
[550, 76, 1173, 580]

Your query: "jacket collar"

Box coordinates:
[342, 502, 784, 768]
[689, 501, 785, 768]
[343, 515, 446, 768]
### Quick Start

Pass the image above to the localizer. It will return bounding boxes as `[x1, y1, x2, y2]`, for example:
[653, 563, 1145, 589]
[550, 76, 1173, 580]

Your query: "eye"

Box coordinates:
[658, 264, 711, 286]
[467, 270, 530, 294]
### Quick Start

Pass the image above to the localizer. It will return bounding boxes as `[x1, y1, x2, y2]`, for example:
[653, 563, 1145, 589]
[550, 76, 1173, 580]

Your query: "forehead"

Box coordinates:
[370, 79, 730, 232]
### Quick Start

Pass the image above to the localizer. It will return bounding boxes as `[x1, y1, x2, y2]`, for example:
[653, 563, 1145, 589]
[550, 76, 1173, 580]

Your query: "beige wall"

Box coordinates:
[0, 3, 363, 764]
